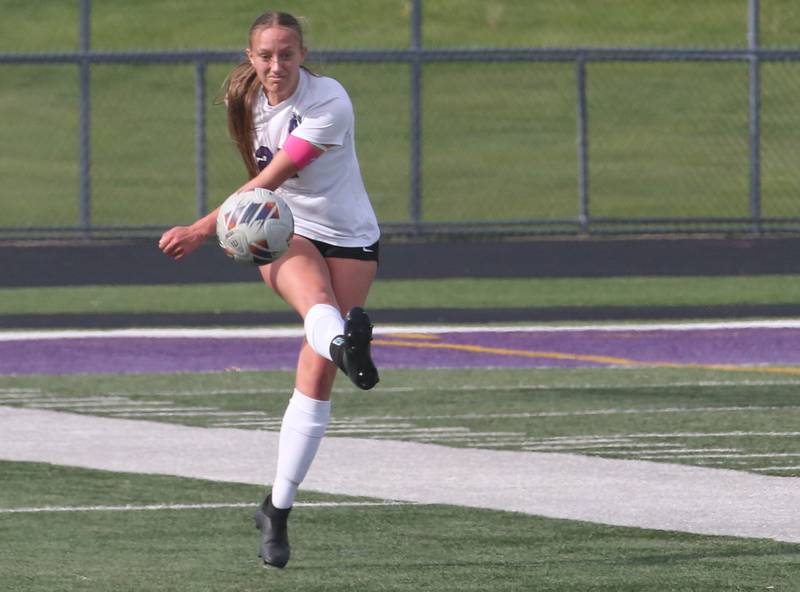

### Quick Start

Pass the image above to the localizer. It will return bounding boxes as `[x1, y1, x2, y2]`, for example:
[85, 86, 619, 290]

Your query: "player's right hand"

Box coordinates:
[158, 225, 206, 261]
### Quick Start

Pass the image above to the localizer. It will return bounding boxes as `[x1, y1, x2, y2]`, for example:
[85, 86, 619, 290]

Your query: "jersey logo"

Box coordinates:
[255, 146, 273, 172]
[288, 113, 302, 134]
[254, 114, 303, 173]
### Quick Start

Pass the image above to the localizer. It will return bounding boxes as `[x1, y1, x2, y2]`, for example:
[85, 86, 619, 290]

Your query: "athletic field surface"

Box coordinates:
[4, 321, 800, 375]
[1, 320, 799, 591]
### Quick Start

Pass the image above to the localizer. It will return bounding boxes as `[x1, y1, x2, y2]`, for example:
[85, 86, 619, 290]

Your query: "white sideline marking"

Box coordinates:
[0, 388, 41, 394]
[607, 448, 740, 455]
[85, 381, 800, 401]
[109, 388, 295, 397]
[639, 452, 800, 460]
[109, 410, 268, 418]
[0, 501, 417, 514]
[0, 397, 125, 404]
[403, 431, 523, 439]
[325, 427, 470, 435]
[212, 421, 283, 428]
[108, 381, 800, 397]
[521, 443, 696, 451]
[2, 319, 800, 341]
[23, 401, 175, 410]
[1, 406, 799, 544]
[531, 431, 800, 440]
[353, 405, 800, 422]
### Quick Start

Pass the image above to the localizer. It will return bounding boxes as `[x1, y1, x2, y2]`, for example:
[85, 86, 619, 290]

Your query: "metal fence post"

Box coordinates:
[576, 55, 590, 233]
[79, 0, 91, 235]
[748, 0, 762, 232]
[409, 0, 423, 231]
[195, 61, 208, 218]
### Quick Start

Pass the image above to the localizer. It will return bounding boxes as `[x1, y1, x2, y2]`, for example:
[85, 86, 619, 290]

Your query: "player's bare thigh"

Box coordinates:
[259, 236, 378, 317]
[258, 235, 336, 317]
[328, 256, 378, 315]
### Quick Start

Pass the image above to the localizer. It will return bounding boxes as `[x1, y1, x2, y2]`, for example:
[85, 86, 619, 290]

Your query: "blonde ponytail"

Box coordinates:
[223, 60, 262, 178]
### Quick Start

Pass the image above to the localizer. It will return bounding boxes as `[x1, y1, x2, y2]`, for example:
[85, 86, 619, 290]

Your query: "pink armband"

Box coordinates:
[283, 135, 323, 170]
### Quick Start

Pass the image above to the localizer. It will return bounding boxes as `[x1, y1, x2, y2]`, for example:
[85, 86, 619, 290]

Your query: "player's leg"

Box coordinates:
[326, 256, 380, 389]
[253, 238, 377, 568]
[264, 254, 378, 516]
[326, 253, 378, 313]
[255, 358, 333, 567]
[261, 237, 359, 390]
[255, 237, 337, 567]
[263, 250, 378, 510]
[260, 235, 338, 323]
[262, 236, 380, 391]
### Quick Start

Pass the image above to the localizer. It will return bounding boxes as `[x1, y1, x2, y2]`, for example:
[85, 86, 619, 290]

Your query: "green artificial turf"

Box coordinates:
[0, 460, 797, 592]
[0, 275, 799, 315]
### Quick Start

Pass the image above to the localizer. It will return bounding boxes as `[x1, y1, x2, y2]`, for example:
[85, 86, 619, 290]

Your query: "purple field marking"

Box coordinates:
[0, 338, 301, 376]
[422, 328, 800, 366]
[2, 326, 800, 376]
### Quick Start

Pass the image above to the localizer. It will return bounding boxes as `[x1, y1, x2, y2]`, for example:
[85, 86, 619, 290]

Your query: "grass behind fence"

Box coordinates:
[10, 1, 800, 51]
[2, 275, 800, 316]
[2, 1, 800, 231]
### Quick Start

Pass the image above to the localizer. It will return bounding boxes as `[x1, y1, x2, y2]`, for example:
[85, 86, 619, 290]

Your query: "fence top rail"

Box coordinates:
[2, 46, 800, 65]
[4, 215, 800, 233]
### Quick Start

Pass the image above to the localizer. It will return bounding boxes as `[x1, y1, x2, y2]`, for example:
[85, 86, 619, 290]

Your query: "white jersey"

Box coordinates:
[251, 69, 380, 247]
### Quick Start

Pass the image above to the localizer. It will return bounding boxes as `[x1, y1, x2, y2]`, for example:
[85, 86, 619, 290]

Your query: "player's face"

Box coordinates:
[247, 26, 306, 105]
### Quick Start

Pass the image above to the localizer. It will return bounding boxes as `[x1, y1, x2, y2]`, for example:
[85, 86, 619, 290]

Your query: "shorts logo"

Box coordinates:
[362, 247, 374, 253]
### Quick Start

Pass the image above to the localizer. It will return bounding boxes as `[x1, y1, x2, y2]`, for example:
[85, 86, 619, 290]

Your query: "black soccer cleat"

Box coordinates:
[330, 307, 379, 390]
[254, 495, 291, 568]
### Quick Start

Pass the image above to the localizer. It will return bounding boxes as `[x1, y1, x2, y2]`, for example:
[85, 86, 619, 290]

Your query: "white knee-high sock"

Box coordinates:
[271, 389, 331, 509]
[304, 303, 345, 361]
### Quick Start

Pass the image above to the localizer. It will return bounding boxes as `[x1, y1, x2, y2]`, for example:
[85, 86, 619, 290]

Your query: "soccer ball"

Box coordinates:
[216, 188, 294, 265]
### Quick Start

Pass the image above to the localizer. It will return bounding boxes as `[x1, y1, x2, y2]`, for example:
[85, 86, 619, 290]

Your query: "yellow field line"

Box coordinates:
[373, 339, 800, 376]
[383, 333, 441, 340]
[375, 339, 638, 365]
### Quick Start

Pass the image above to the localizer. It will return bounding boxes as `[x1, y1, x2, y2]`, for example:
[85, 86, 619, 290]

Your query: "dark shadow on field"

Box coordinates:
[2, 303, 800, 328]
[4, 236, 800, 287]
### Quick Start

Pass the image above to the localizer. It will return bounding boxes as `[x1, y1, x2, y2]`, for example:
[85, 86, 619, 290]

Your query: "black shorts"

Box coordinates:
[307, 238, 380, 262]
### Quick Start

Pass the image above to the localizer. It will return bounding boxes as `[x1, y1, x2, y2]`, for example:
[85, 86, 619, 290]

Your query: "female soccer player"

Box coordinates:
[158, 10, 380, 569]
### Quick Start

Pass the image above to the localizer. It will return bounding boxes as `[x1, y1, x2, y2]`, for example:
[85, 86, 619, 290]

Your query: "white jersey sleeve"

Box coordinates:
[291, 92, 353, 148]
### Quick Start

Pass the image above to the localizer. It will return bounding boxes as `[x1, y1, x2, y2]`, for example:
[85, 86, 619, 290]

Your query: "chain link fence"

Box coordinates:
[1, 0, 799, 240]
